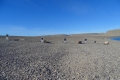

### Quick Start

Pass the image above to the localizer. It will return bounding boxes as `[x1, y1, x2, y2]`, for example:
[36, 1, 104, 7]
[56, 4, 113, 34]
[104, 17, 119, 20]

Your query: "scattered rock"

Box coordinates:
[94, 41, 96, 43]
[77, 41, 82, 44]
[14, 39, 20, 41]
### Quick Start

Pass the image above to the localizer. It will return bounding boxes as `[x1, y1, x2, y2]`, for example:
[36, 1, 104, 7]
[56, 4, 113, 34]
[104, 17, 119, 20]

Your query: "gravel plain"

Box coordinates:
[0, 35, 120, 80]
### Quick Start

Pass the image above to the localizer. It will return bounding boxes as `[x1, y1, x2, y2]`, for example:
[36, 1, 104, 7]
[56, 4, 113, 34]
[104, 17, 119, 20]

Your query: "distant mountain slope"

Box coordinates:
[105, 29, 120, 36]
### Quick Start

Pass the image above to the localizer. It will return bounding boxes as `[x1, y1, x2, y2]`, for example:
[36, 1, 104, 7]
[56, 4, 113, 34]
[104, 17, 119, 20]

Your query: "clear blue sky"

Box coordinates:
[0, 0, 120, 36]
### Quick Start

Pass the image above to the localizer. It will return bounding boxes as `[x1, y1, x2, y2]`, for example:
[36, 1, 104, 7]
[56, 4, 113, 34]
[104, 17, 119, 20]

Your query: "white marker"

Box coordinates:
[6, 34, 9, 40]
[41, 38, 44, 43]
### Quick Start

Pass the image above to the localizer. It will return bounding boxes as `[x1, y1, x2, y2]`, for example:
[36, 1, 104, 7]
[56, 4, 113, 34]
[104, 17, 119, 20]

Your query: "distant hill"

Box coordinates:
[69, 33, 104, 36]
[42, 34, 69, 37]
[79, 33, 103, 35]
[105, 29, 120, 36]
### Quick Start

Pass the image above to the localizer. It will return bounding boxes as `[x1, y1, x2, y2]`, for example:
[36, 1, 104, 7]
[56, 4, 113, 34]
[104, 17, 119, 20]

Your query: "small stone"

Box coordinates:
[76, 72, 79, 76]
[35, 64, 38, 67]
[2, 72, 6, 77]
[54, 70, 57, 72]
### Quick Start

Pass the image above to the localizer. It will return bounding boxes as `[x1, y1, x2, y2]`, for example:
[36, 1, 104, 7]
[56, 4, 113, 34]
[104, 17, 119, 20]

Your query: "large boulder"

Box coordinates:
[104, 41, 109, 45]
[77, 41, 82, 44]
[41, 40, 50, 43]
[94, 41, 96, 43]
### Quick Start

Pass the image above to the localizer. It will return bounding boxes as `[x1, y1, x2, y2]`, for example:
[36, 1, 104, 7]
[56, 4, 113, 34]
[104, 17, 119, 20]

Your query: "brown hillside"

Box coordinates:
[105, 29, 120, 36]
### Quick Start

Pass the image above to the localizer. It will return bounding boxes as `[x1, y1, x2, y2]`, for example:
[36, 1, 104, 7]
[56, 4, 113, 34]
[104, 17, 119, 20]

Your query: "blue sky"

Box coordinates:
[0, 0, 120, 36]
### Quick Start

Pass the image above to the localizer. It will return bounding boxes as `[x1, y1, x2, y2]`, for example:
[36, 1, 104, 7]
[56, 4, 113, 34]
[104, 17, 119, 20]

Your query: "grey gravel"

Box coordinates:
[1, 36, 120, 80]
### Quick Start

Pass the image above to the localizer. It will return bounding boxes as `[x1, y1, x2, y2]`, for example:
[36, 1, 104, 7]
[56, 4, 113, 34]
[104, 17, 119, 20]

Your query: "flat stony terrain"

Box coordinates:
[0, 35, 120, 80]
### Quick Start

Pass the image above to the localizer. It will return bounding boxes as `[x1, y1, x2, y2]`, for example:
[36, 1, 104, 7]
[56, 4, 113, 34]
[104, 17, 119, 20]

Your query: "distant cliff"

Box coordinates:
[105, 29, 120, 36]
